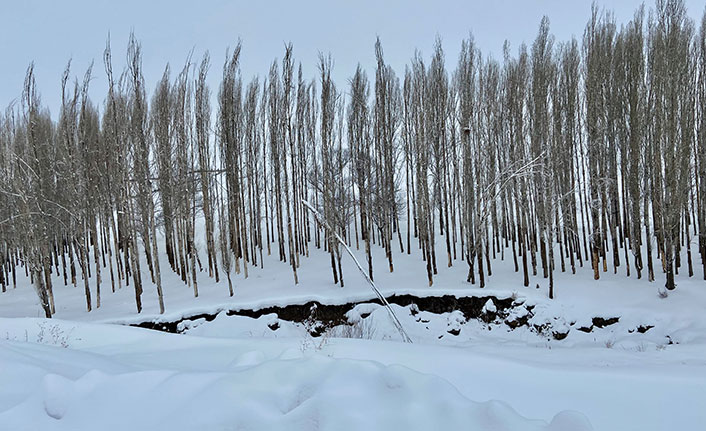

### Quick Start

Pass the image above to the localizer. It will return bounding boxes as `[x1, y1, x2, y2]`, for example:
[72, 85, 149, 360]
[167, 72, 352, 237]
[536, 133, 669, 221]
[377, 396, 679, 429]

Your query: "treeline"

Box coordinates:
[1, 0, 705, 317]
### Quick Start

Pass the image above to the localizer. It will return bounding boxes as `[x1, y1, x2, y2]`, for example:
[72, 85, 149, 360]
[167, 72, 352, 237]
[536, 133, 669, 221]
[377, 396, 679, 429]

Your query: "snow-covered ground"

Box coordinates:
[1, 317, 597, 431]
[1, 235, 705, 430]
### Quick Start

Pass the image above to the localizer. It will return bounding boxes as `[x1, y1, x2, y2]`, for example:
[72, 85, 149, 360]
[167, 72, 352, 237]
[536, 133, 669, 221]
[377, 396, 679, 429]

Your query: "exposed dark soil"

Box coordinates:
[132, 293, 514, 334]
[593, 316, 621, 328]
[129, 293, 629, 341]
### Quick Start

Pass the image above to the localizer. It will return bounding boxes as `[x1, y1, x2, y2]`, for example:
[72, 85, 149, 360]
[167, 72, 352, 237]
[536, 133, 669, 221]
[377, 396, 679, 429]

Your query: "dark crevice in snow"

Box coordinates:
[129, 293, 629, 341]
[592, 316, 621, 328]
[128, 293, 631, 341]
[130, 294, 515, 335]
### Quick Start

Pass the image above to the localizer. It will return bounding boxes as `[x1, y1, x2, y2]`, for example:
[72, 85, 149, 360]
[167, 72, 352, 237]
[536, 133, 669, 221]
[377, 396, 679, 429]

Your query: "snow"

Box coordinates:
[1, 228, 706, 430]
[2, 291, 706, 431]
[445, 310, 466, 335]
[0, 318, 595, 431]
[483, 298, 498, 314]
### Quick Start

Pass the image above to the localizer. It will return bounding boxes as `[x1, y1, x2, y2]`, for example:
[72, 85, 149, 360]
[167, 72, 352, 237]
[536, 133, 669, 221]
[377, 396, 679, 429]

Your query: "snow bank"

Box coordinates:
[0, 319, 592, 431]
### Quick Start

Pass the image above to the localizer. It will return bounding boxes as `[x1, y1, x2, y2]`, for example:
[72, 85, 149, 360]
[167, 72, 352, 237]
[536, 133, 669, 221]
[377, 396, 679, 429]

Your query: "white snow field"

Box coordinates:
[0, 318, 596, 431]
[1, 237, 706, 430]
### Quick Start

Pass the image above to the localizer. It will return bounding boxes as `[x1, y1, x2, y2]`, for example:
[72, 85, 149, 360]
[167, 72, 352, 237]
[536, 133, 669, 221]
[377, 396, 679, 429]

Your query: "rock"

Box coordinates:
[446, 310, 465, 335]
[481, 299, 497, 323]
[504, 306, 530, 329]
[482, 299, 497, 314]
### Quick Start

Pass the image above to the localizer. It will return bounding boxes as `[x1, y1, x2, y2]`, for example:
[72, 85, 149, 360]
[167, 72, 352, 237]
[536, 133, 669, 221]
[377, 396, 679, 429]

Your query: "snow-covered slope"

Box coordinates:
[2, 232, 706, 430]
[0, 318, 593, 431]
[2, 313, 706, 431]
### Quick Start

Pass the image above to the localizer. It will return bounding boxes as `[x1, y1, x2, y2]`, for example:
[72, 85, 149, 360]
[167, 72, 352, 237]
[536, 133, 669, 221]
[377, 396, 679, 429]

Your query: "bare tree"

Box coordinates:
[195, 52, 219, 282]
[348, 65, 374, 280]
[373, 38, 403, 273]
[647, 0, 696, 291]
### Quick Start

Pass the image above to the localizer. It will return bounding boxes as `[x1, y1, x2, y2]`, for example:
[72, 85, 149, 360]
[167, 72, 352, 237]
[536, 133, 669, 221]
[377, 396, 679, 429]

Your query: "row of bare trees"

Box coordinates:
[1, 0, 705, 317]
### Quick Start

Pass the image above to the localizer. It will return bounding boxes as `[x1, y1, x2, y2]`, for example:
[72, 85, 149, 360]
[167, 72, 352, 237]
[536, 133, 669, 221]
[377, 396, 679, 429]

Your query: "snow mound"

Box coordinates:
[546, 410, 594, 431]
[0, 319, 592, 431]
[483, 298, 498, 314]
[446, 310, 466, 335]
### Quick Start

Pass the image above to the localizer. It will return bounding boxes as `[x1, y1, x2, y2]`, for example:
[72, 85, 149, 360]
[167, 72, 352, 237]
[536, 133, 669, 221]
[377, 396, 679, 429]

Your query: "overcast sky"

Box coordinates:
[1, 0, 704, 117]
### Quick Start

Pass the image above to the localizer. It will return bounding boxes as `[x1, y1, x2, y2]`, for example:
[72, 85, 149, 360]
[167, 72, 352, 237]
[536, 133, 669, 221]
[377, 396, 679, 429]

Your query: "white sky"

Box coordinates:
[1, 0, 704, 117]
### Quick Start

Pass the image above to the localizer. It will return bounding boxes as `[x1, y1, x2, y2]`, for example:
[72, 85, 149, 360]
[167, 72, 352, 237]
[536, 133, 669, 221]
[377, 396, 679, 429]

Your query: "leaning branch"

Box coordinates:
[302, 199, 413, 343]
